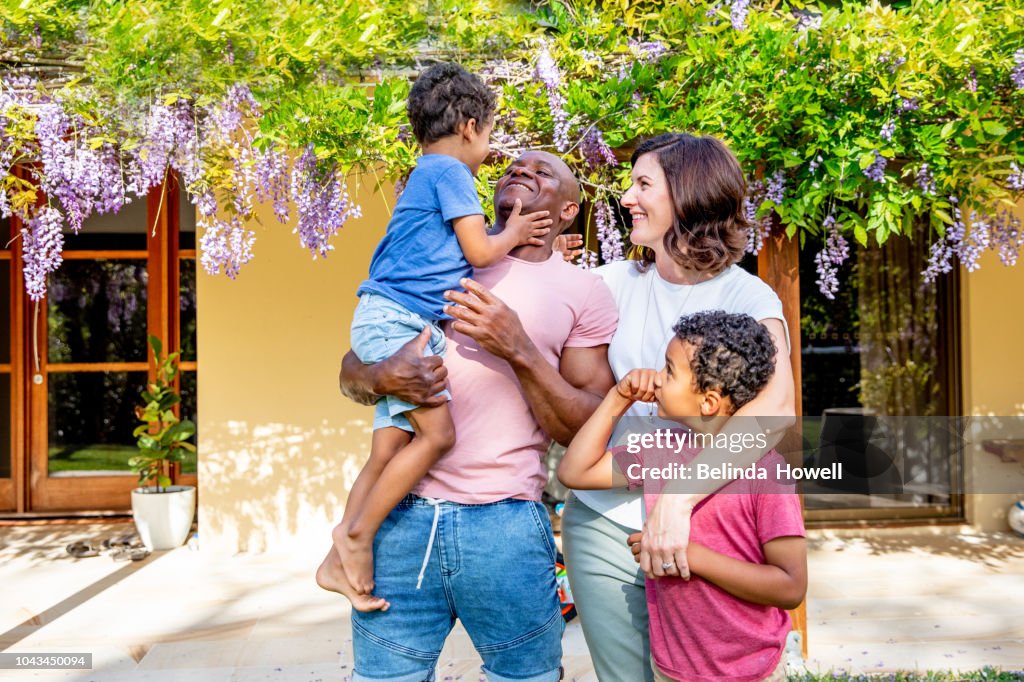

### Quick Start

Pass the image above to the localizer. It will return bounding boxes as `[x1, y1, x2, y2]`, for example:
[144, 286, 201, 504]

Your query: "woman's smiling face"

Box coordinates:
[621, 152, 674, 251]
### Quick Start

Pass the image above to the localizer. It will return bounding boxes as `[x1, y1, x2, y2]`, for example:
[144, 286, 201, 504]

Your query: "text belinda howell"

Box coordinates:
[624, 461, 844, 482]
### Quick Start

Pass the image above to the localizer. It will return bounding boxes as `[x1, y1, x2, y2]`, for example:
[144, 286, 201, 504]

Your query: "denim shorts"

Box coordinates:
[351, 293, 451, 433]
[351, 496, 564, 682]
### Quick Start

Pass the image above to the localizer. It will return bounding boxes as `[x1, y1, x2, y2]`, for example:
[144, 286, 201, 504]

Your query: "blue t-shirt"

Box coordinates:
[357, 155, 483, 320]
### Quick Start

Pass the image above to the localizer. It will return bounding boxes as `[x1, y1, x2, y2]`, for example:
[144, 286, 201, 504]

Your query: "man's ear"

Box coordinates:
[559, 201, 580, 224]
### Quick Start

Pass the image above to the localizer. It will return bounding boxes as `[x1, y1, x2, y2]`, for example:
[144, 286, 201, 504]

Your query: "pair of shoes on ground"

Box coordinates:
[66, 533, 149, 562]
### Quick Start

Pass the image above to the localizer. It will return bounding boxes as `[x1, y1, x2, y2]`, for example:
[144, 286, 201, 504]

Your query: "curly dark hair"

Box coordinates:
[672, 311, 777, 412]
[407, 63, 496, 145]
[629, 133, 750, 274]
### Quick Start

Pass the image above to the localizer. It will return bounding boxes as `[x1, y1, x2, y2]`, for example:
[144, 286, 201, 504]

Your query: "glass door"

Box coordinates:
[25, 179, 189, 512]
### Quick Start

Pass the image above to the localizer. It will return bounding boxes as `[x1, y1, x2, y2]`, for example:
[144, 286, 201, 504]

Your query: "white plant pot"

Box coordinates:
[131, 485, 196, 551]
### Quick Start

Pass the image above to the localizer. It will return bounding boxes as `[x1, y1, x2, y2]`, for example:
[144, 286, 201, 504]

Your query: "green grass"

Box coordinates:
[791, 668, 1022, 681]
[48, 443, 197, 474]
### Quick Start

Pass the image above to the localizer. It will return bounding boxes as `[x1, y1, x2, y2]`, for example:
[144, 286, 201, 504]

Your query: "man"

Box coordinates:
[337, 151, 618, 682]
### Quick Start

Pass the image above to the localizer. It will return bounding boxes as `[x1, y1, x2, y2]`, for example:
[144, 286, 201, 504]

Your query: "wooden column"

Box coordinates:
[757, 226, 807, 657]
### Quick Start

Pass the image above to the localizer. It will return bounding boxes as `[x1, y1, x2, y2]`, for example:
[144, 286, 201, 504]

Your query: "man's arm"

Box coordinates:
[686, 536, 807, 610]
[443, 278, 615, 445]
[338, 328, 449, 407]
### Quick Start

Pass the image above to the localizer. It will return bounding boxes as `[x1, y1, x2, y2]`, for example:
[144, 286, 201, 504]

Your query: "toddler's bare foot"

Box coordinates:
[315, 547, 390, 612]
[333, 524, 375, 594]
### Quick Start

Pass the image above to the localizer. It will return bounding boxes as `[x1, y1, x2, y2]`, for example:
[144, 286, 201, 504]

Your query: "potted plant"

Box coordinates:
[129, 335, 197, 551]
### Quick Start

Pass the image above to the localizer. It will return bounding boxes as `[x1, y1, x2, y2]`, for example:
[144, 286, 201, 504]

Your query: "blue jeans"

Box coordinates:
[351, 293, 450, 432]
[351, 496, 564, 682]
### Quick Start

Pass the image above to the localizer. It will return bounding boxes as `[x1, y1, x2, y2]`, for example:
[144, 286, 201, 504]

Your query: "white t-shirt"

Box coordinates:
[573, 260, 790, 530]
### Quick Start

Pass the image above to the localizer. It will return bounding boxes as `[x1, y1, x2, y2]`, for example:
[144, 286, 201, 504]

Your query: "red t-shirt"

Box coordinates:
[614, 439, 805, 681]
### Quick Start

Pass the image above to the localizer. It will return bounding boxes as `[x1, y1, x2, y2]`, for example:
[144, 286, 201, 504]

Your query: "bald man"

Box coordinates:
[338, 152, 618, 682]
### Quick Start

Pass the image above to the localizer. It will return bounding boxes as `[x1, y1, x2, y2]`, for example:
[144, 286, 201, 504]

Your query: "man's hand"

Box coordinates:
[443, 278, 533, 364]
[374, 328, 448, 406]
[616, 368, 658, 403]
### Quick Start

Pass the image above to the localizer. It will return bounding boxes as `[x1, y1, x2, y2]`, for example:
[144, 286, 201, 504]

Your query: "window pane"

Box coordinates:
[799, 223, 958, 515]
[0, 260, 8, 364]
[48, 371, 146, 476]
[0, 216, 8, 247]
[48, 261, 148, 363]
[179, 182, 196, 250]
[0, 374, 10, 479]
[180, 370, 197, 474]
[180, 259, 197, 361]
[65, 198, 147, 251]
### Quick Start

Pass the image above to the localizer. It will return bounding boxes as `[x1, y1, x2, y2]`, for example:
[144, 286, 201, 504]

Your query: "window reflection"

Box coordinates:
[48, 371, 147, 476]
[48, 261, 148, 363]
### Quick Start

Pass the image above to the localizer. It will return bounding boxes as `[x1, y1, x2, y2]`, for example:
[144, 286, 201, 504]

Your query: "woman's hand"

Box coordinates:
[443, 278, 533, 364]
[640, 495, 696, 580]
[553, 233, 584, 263]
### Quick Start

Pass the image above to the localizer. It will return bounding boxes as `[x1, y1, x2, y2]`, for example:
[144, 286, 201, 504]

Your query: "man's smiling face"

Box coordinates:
[494, 151, 575, 219]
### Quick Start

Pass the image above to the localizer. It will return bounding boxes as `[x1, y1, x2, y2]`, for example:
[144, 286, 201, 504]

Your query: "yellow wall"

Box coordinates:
[960, 216, 1024, 532]
[196, 177, 386, 553]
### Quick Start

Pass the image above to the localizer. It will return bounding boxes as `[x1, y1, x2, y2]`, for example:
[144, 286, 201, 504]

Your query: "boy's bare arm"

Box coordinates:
[452, 202, 551, 268]
[685, 536, 807, 610]
[557, 370, 657, 489]
[557, 387, 630, 489]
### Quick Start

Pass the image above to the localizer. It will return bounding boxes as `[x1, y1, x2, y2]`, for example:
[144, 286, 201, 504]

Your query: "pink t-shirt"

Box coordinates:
[615, 441, 805, 681]
[413, 252, 618, 504]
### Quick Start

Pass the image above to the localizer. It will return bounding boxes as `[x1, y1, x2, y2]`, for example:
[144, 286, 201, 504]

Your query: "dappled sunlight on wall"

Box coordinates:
[961, 199, 1024, 531]
[197, 174, 389, 553]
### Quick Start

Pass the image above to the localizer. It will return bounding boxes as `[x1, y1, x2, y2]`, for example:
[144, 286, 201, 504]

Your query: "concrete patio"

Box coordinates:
[1, 522, 1023, 681]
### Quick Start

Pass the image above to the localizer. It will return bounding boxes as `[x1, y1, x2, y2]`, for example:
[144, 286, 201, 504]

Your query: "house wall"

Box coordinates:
[196, 178, 386, 553]
[195, 177, 1024, 553]
[960, 205, 1024, 531]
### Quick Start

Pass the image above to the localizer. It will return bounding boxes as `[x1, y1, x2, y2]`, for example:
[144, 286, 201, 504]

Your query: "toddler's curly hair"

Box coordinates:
[672, 311, 777, 412]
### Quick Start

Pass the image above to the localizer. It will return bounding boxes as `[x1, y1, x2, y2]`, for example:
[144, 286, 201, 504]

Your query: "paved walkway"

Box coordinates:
[0, 523, 1022, 680]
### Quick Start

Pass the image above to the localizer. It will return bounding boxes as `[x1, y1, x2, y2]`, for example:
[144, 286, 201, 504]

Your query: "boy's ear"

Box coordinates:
[700, 390, 723, 416]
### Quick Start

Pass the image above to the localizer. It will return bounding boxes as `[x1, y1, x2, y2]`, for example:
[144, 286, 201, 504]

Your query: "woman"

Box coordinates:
[561, 133, 796, 681]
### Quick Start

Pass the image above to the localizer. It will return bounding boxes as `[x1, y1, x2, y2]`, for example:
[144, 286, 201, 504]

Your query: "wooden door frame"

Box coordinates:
[17, 176, 190, 512]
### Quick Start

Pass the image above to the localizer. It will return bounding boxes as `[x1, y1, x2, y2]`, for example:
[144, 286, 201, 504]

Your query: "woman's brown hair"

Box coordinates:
[628, 133, 750, 274]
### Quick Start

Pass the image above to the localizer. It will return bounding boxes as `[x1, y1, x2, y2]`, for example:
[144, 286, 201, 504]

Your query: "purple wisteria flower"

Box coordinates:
[814, 213, 849, 299]
[1011, 50, 1024, 90]
[743, 180, 772, 255]
[895, 96, 920, 113]
[923, 197, 965, 283]
[290, 144, 362, 259]
[536, 50, 570, 152]
[21, 206, 64, 300]
[198, 213, 255, 279]
[965, 65, 978, 93]
[580, 129, 618, 170]
[628, 39, 668, 64]
[594, 199, 624, 263]
[863, 151, 887, 183]
[1008, 162, 1024, 191]
[253, 144, 290, 223]
[766, 170, 785, 205]
[730, 0, 751, 31]
[808, 155, 823, 173]
[916, 163, 937, 195]
[880, 119, 895, 142]
[577, 250, 599, 270]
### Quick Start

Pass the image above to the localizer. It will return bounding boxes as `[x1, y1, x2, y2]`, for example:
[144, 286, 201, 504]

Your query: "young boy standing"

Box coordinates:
[558, 311, 807, 681]
[317, 63, 552, 609]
